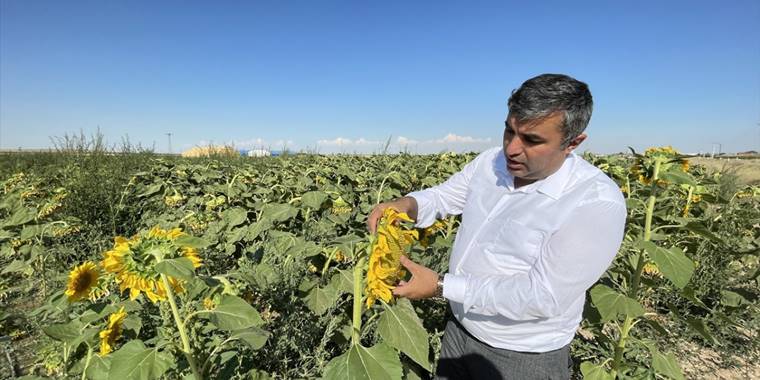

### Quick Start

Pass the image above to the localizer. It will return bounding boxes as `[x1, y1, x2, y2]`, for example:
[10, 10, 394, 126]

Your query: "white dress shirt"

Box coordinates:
[408, 147, 626, 352]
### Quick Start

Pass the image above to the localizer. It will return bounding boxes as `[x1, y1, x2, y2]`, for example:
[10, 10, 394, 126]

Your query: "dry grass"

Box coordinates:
[690, 157, 760, 186]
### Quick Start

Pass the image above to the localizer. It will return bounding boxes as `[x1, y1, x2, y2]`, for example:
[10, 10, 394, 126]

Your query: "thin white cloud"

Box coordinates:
[313, 133, 495, 154]
[272, 139, 295, 148]
[434, 133, 492, 144]
[317, 137, 354, 146]
[355, 137, 381, 145]
[397, 136, 419, 145]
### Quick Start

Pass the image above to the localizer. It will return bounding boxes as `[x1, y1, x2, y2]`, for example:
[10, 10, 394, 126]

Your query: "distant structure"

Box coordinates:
[166, 132, 173, 154]
[247, 149, 272, 158]
[181, 145, 239, 158]
[711, 143, 722, 158]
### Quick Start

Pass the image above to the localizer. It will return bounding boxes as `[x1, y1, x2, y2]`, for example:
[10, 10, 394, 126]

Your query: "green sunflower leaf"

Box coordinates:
[155, 257, 195, 281]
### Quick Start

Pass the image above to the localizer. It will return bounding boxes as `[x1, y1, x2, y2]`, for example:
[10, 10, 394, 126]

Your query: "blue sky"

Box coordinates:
[1, 0, 758, 154]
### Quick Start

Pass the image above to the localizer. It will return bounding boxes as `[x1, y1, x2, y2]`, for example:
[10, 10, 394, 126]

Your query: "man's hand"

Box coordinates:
[366, 196, 419, 234]
[392, 256, 440, 300]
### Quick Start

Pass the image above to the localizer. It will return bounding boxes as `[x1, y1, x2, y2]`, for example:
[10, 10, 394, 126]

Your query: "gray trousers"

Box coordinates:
[435, 319, 572, 380]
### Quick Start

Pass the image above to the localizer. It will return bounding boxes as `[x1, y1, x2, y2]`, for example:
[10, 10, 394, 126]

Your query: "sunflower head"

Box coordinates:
[642, 262, 661, 277]
[99, 307, 127, 356]
[330, 196, 352, 215]
[101, 226, 203, 303]
[365, 208, 419, 308]
[65, 261, 100, 302]
[633, 146, 689, 186]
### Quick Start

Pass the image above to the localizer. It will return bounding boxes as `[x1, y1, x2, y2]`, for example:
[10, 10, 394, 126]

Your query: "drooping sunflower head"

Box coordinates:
[65, 261, 100, 302]
[365, 208, 419, 308]
[101, 226, 203, 303]
[99, 306, 127, 356]
[633, 146, 689, 186]
[164, 190, 186, 207]
[330, 196, 352, 215]
[642, 262, 661, 277]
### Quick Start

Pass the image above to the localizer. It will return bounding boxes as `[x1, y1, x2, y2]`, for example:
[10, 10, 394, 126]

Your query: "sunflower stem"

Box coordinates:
[615, 158, 662, 377]
[321, 247, 339, 277]
[351, 256, 366, 345]
[375, 174, 392, 205]
[80, 346, 92, 380]
[631, 158, 661, 297]
[683, 184, 694, 217]
[161, 274, 203, 380]
[610, 316, 635, 377]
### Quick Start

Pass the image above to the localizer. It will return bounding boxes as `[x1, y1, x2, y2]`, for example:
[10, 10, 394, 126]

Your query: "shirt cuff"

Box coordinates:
[406, 191, 436, 228]
[443, 273, 467, 303]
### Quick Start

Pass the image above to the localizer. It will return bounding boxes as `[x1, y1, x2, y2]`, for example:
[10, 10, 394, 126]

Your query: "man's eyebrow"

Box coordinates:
[505, 121, 545, 140]
[522, 132, 545, 140]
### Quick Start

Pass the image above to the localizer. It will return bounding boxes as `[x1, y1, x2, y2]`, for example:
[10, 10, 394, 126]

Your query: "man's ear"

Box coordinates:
[564, 133, 587, 153]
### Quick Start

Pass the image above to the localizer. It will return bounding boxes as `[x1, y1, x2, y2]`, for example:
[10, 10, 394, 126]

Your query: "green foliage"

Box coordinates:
[1, 149, 757, 378]
[323, 342, 403, 380]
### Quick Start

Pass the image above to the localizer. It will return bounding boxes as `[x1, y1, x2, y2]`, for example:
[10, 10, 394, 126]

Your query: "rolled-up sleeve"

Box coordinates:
[444, 199, 626, 320]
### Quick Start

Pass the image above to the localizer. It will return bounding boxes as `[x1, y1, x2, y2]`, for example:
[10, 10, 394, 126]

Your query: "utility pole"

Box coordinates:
[711, 142, 722, 158]
[166, 133, 173, 154]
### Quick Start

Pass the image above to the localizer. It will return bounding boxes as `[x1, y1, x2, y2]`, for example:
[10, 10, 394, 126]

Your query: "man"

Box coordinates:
[367, 74, 626, 379]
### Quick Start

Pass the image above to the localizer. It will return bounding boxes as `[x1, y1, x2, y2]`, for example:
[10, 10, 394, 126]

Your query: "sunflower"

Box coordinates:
[101, 226, 202, 303]
[182, 246, 203, 268]
[164, 190, 185, 207]
[642, 262, 661, 277]
[680, 160, 690, 173]
[420, 219, 448, 247]
[633, 146, 690, 186]
[99, 307, 127, 355]
[365, 208, 418, 308]
[65, 261, 100, 302]
[330, 196, 352, 215]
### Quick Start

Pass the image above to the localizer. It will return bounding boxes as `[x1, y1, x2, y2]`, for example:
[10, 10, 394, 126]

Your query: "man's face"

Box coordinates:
[502, 112, 586, 187]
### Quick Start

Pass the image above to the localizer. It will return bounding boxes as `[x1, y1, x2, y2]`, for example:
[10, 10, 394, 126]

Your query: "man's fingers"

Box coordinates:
[367, 218, 377, 234]
[366, 204, 388, 233]
[366, 208, 381, 233]
[392, 282, 408, 296]
[398, 255, 418, 273]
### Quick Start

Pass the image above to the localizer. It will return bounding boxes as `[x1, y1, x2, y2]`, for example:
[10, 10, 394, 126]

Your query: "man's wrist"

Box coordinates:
[434, 274, 444, 298]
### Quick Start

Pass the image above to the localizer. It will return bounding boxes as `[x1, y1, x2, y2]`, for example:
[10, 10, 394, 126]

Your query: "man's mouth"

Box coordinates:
[507, 158, 524, 170]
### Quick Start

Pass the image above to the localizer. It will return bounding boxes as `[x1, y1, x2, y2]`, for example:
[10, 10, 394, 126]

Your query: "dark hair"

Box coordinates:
[507, 74, 593, 148]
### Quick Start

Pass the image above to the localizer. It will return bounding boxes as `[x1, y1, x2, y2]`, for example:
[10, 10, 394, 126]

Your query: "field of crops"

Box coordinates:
[0, 147, 758, 380]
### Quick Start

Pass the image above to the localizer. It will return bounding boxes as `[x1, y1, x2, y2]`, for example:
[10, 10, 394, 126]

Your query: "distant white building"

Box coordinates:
[247, 149, 271, 157]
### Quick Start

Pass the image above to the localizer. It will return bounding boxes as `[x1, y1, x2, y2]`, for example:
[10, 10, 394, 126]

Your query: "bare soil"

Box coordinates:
[691, 157, 760, 185]
[678, 340, 760, 379]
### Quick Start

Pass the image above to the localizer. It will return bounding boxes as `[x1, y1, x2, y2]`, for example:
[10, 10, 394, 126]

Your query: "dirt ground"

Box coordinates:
[691, 157, 760, 185]
[678, 340, 760, 380]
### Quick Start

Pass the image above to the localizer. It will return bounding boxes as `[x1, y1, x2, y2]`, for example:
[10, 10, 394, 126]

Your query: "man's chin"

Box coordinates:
[506, 166, 527, 177]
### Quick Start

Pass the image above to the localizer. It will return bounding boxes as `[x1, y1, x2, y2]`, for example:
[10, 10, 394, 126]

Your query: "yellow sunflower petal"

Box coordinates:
[65, 261, 100, 302]
[99, 307, 126, 355]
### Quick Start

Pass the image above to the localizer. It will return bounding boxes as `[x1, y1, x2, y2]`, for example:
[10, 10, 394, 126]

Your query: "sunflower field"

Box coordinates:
[0, 147, 758, 379]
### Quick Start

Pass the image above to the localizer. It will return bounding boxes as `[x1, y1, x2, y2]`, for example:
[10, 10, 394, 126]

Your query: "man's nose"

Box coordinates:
[505, 136, 523, 157]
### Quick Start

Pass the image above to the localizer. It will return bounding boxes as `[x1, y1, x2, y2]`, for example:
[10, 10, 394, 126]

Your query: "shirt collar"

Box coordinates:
[496, 149, 575, 198]
[534, 153, 575, 199]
